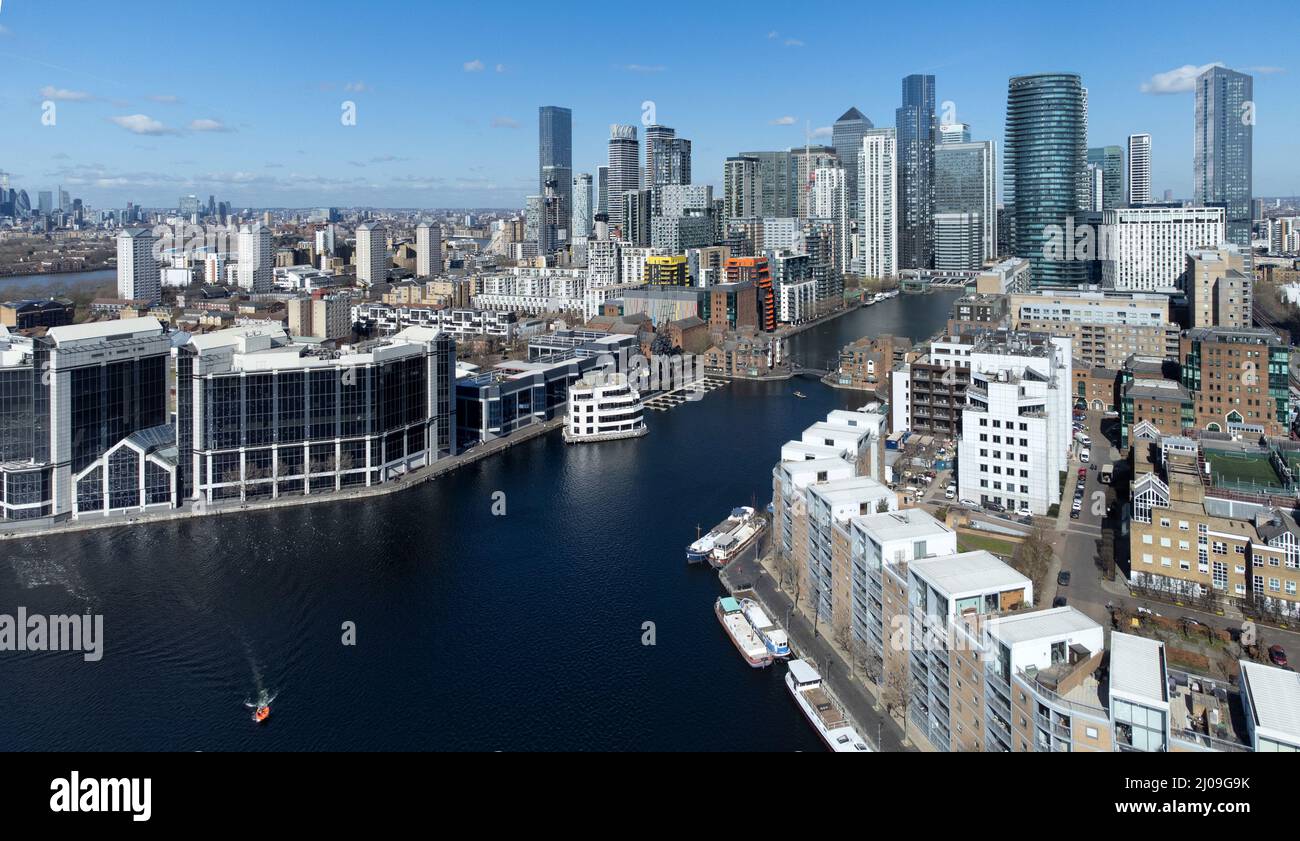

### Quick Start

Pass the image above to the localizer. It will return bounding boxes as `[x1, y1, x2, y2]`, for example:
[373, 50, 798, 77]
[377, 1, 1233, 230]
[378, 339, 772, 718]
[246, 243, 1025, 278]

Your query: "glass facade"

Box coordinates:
[896, 74, 936, 270]
[1005, 74, 1088, 288]
[0, 366, 33, 462]
[1194, 67, 1253, 257]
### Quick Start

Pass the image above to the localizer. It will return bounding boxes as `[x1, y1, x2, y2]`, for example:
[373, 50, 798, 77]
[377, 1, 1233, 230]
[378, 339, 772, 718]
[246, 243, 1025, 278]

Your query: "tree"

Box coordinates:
[1011, 526, 1055, 594]
[884, 665, 914, 742]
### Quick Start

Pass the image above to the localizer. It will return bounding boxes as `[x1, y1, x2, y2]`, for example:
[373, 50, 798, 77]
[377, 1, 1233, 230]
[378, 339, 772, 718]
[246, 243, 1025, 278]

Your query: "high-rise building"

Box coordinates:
[832, 107, 873, 217]
[938, 123, 971, 145]
[416, 222, 442, 277]
[935, 139, 996, 263]
[855, 128, 897, 279]
[810, 167, 851, 272]
[1087, 145, 1125, 210]
[607, 125, 639, 228]
[538, 105, 572, 219]
[740, 150, 795, 218]
[723, 156, 761, 221]
[540, 164, 570, 254]
[572, 173, 593, 241]
[117, 228, 161, 304]
[315, 224, 336, 259]
[37, 191, 53, 216]
[1005, 73, 1088, 288]
[596, 166, 609, 217]
[896, 74, 936, 270]
[644, 125, 691, 193]
[1127, 133, 1152, 206]
[355, 222, 389, 285]
[237, 224, 273, 293]
[1194, 66, 1253, 260]
[790, 146, 839, 219]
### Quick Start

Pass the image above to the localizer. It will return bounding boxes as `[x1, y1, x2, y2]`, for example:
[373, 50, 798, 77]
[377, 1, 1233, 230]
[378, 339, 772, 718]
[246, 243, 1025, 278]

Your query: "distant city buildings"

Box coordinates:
[1127, 133, 1152, 205]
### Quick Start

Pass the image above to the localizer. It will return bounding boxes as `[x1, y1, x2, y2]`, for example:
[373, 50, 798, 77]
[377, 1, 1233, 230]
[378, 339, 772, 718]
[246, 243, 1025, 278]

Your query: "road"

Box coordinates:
[1049, 409, 1300, 657]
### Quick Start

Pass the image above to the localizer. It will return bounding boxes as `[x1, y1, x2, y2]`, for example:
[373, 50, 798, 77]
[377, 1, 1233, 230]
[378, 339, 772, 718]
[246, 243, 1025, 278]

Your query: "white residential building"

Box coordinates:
[811, 167, 852, 272]
[1127, 133, 1152, 206]
[855, 128, 897, 279]
[237, 224, 272, 293]
[415, 222, 442, 277]
[116, 228, 161, 304]
[1102, 205, 1227, 292]
[355, 222, 389, 285]
[958, 332, 1073, 515]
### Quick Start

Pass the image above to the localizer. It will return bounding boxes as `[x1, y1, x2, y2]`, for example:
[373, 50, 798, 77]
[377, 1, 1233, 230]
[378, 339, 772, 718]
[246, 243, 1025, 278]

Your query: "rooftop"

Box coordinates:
[986, 606, 1100, 646]
[1239, 660, 1300, 745]
[1109, 632, 1169, 707]
[909, 550, 1031, 600]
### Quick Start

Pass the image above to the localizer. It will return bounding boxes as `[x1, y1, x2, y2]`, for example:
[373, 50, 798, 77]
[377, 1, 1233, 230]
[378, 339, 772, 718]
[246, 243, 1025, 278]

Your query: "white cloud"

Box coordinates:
[463, 59, 485, 72]
[1140, 62, 1221, 94]
[343, 81, 369, 93]
[495, 63, 506, 73]
[40, 86, 93, 102]
[189, 118, 232, 133]
[148, 94, 181, 104]
[490, 116, 519, 129]
[767, 30, 778, 39]
[769, 116, 797, 126]
[110, 114, 175, 136]
[784, 38, 805, 47]
[811, 126, 832, 138]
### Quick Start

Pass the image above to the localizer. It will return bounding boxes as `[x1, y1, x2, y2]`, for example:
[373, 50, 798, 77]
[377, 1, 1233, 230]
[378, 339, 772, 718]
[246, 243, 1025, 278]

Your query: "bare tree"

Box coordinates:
[884, 665, 914, 742]
[1012, 526, 1055, 594]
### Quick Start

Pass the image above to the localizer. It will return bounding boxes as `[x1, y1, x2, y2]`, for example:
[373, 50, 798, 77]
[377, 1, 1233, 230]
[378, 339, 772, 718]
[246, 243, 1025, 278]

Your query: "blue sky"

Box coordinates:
[0, 0, 1295, 209]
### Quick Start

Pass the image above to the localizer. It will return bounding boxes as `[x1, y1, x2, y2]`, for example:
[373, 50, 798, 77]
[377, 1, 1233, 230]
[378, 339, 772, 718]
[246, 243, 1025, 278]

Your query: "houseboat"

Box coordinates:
[715, 596, 773, 668]
[740, 598, 790, 658]
[786, 659, 870, 752]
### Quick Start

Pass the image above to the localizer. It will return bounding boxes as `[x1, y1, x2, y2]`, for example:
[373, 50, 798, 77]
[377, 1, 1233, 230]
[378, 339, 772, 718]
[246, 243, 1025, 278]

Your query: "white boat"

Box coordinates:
[786, 659, 870, 752]
[687, 506, 762, 564]
[715, 597, 773, 668]
[741, 598, 790, 658]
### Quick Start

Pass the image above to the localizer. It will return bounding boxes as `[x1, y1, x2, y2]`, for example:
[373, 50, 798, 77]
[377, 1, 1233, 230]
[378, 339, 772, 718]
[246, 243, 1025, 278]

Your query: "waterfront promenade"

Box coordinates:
[0, 417, 565, 541]
[720, 534, 914, 752]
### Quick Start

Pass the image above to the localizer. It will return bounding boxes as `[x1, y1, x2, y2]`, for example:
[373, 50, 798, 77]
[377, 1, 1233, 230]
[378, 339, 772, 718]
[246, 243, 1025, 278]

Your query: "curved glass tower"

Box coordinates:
[1004, 74, 1088, 288]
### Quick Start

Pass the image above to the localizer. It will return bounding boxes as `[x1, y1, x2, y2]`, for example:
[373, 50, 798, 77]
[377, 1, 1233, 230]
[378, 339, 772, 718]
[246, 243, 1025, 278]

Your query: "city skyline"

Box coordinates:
[0, 1, 1294, 209]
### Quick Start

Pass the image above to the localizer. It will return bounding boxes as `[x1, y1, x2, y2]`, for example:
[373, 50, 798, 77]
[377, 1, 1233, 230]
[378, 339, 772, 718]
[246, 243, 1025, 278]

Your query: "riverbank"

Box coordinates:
[0, 417, 565, 541]
[774, 301, 862, 341]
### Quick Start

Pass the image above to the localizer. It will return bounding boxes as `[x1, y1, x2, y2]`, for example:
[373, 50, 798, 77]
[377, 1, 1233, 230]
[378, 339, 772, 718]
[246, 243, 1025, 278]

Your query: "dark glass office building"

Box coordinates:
[1194, 66, 1253, 260]
[1004, 73, 1088, 288]
[896, 74, 936, 270]
[177, 329, 457, 504]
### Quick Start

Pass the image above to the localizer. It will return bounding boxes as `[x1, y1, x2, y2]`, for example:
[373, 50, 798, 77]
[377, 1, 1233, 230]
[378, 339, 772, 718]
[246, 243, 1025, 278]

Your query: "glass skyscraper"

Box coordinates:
[1194, 66, 1253, 258]
[832, 107, 873, 217]
[936, 139, 996, 263]
[896, 74, 936, 270]
[1004, 73, 1088, 288]
[1086, 145, 1125, 210]
[538, 106, 572, 247]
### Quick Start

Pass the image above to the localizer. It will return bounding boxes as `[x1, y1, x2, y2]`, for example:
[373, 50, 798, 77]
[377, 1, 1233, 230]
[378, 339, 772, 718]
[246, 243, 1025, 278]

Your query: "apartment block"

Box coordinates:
[1187, 245, 1253, 329]
[1009, 290, 1179, 371]
[1180, 327, 1290, 437]
[958, 332, 1073, 514]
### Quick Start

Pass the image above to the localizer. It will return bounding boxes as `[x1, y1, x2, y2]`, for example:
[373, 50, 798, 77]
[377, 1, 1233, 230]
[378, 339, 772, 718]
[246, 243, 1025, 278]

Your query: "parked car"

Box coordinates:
[1269, 645, 1288, 667]
[1057, 571, 1071, 586]
[1071, 498, 1082, 511]
[944, 487, 956, 500]
[1052, 596, 1068, 607]
[1070, 510, 1080, 519]
[1078, 468, 1087, 478]
[1136, 606, 1159, 617]
[1080, 449, 1091, 463]
[960, 499, 978, 508]
[984, 500, 1006, 513]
